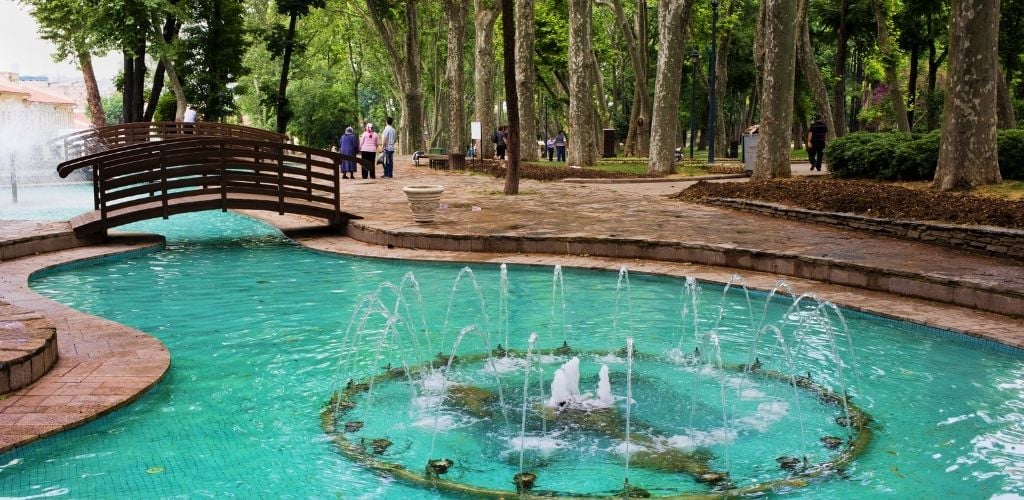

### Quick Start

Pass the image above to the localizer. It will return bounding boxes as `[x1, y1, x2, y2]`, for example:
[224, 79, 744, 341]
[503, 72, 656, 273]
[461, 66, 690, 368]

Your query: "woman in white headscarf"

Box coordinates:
[358, 123, 379, 179]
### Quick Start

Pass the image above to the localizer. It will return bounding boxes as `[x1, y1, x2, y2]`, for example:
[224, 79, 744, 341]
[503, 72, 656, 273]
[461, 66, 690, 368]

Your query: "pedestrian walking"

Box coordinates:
[807, 115, 828, 172]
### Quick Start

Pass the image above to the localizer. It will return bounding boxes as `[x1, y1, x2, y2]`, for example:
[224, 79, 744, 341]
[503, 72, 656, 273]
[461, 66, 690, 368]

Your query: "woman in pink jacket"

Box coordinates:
[359, 123, 379, 179]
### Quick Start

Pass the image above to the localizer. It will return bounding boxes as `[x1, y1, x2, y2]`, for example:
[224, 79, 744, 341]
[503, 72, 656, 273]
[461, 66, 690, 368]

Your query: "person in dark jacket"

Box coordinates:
[339, 127, 358, 179]
[806, 115, 828, 172]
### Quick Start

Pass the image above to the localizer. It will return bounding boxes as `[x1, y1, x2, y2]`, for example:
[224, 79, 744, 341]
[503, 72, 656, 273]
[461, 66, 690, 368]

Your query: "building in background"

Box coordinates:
[0, 72, 79, 184]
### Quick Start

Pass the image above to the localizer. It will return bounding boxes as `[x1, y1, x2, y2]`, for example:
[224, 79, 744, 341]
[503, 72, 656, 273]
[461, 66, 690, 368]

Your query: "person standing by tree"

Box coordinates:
[806, 115, 828, 171]
[359, 123, 379, 179]
[381, 117, 398, 178]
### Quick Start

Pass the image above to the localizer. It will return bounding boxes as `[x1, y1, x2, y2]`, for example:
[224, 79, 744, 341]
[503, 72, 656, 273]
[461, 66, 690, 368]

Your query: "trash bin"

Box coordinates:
[602, 128, 616, 158]
[729, 140, 739, 158]
[449, 152, 466, 170]
[742, 131, 759, 176]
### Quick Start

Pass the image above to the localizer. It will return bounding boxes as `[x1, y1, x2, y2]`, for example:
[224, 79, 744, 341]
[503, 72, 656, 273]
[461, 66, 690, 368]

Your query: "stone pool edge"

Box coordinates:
[0, 233, 170, 454]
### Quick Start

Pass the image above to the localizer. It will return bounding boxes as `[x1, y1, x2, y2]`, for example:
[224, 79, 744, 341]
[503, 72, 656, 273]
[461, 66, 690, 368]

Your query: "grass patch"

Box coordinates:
[528, 158, 723, 177]
[974, 181, 1024, 200]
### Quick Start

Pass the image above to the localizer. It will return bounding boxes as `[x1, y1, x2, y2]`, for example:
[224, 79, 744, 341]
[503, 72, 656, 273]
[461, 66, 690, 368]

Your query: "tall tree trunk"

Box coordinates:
[926, 42, 948, 131]
[134, 55, 145, 121]
[925, 13, 948, 131]
[149, 16, 187, 122]
[443, 0, 468, 154]
[144, 61, 166, 122]
[871, 0, 911, 131]
[907, 44, 920, 128]
[997, 65, 1016, 128]
[77, 51, 106, 128]
[275, 13, 298, 134]
[366, 0, 424, 154]
[832, 0, 849, 136]
[714, 0, 737, 156]
[648, 0, 694, 174]
[934, 0, 1001, 190]
[474, 0, 500, 159]
[347, 38, 363, 125]
[515, 0, 538, 160]
[797, 0, 835, 139]
[567, 0, 597, 166]
[122, 51, 133, 124]
[752, 0, 797, 180]
[502, 0, 521, 194]
[145, 15, 178, 122]
[601, 0, 650, 157]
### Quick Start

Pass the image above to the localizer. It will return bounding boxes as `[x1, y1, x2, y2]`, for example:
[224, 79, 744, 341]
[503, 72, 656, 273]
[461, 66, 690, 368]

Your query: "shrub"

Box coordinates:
[997, 129, 1024, 180]
[825, 130, 1024, 181]
[825, 132, 910, 179]
[890, 131, 941, 181]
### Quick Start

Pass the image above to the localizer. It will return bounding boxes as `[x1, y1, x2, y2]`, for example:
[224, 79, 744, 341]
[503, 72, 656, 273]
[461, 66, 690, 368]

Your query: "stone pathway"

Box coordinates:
[0, 155, 1021, 453]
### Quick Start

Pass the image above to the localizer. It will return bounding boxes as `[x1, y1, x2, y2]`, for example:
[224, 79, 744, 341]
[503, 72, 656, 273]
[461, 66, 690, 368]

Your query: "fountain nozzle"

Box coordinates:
[425, 458, 454, 477]
[513, 471, 537, 492]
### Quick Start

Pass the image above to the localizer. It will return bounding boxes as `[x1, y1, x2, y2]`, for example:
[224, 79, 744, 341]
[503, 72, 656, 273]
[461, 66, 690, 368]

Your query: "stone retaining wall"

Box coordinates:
[704, 198, 1024, 259]
[345, 223, 1024, 319]
[0, 302, 57, 395]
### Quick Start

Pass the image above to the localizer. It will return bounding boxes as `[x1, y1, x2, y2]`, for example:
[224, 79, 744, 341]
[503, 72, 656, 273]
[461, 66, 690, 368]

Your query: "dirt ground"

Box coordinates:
[674, 178, 1024, 229]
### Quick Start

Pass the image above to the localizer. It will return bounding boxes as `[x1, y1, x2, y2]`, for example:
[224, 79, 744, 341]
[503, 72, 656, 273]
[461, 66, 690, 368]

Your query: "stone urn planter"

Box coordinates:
[402, 185, 445, 223]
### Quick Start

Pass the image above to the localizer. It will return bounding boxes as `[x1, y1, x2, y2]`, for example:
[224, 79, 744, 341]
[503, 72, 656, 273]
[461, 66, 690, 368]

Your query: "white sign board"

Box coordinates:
[471, 121, 482, 140]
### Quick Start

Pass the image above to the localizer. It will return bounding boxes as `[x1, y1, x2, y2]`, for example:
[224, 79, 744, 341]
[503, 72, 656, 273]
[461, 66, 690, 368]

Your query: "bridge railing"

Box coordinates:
[56, 122, 290, 159]
[57, 138, 370, 229]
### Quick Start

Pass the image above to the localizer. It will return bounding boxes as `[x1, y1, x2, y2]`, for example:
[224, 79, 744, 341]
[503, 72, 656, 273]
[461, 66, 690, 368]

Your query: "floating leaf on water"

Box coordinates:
[146, 467, 165, 474]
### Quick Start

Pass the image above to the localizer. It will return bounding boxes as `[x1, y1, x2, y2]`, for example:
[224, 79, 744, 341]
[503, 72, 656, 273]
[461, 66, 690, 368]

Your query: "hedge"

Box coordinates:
[825, 130, 1024, 181]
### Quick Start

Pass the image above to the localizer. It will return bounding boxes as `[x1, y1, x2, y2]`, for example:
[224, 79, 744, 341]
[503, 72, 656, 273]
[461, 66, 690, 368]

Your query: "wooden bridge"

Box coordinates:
[57, 136, 370, 237]
[55, 121, 291, 159]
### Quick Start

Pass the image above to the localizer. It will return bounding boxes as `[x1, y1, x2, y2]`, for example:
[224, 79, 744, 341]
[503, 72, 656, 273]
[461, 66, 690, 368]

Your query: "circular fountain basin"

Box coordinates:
[324, 350, 870, 498]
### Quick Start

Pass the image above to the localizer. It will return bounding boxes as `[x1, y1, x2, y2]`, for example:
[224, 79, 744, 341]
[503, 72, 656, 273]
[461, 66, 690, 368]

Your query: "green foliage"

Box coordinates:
[997, 129, 1024, 180]
[826, 131, 1024, 181]
[152, 92, 177, 122]
[825, 132, 911, 179]
[891, 131, 941, 180]
[101, 93, 123, 124]
[179, 0, 249, 121]
[286, 78, 357, 149]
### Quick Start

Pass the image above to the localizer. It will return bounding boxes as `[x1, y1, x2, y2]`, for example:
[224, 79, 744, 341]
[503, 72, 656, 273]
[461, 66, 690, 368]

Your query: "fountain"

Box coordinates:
[322, 265, 871, 498]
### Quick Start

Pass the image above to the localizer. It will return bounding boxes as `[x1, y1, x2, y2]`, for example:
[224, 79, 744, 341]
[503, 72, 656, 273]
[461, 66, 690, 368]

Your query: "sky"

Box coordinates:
[0, 0, 121, 82]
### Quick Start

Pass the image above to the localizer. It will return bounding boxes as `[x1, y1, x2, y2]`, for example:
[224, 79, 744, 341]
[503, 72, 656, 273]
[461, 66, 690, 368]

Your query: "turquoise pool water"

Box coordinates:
[1, 211, 1022, 498]
[0, 183, 93, 221]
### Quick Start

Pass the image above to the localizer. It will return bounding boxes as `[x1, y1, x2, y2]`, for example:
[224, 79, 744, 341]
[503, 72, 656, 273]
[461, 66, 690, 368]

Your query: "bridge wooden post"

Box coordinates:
[305, 151, 312, 200]
[276, 146, 285, 215]
[333, 153, 340, 221]
[91, 164, 100, 210]
[219, 142, 228, 212]
[97, 160, 107, 223]
[160, 149, 169, 219]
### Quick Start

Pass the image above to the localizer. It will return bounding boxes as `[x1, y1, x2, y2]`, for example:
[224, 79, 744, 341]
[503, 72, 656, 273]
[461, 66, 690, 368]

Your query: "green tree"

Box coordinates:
[271, 0, 326, 134]
[179, 0, 249, 121]
[23, 0, 110, 127]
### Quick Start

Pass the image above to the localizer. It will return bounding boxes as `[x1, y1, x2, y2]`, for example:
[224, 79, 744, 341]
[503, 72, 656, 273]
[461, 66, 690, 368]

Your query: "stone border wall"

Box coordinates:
[0, 302, 57, 395]
[345, 223, 1024, 319]
[704, 198, 1024, 259]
